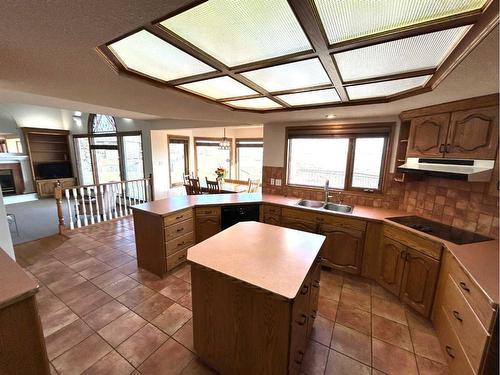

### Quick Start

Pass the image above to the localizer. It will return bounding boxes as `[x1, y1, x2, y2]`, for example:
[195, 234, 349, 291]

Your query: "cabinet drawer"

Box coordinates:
[441, 274, 489, 372]
[164, 209, 193, 227]
[262, 205, 281, 216]
[263, 214, 281, 226]
[166, 248, 187, 271]
[282, 208, 365, 231]
[195, 206, 221, 217]
[434, 305, 475, 375]
[383, 224, 442, 260]
[164, 218, 193, 240]
[166, 232, 194, 256]
[448, 254, 496, 332]
[281, 217, 317, 233]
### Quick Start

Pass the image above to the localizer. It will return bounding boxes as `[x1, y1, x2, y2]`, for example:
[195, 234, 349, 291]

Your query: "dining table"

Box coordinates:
[199, 180, 249, 193]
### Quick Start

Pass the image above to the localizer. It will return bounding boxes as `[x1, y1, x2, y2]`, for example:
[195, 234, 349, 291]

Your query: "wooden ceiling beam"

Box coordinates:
[287, 0, 349, 102]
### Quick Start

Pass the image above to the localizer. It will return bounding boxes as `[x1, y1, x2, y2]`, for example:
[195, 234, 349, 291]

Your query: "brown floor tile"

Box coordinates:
[411, 329, 446, 364]
[45, 319, 93, 360]
[310, 315, 334, 347]
[318, 296, 338, 321]
[83, 300, 129, 330]
[52, 334, 112, 374]
[103, 276, 140, 298]
[406, 308, 436, 335]
[47, 272, 87, 294]
[173, 319, 194, 352]
[79, 261, 113, 279]
[330, 323, 371, 366]
[57, 281, 100, 305]
[320, 269, 343, 287]
[300, 340, 329, 375]
[324, 350, 371, 375]
[335, 304, 371, 336]
[372, 314, 413, 352]
[66, 289, 113, 317]
[138, 338, 195, 375]
[85, 244, 115, 258]
[115, 260, 138, 275]
[100, 251, 135, 268]
[177, 291, 192, 310]
[416, 354, 449, 375]
[372, 338, 418, 375]
[91, 269, 128, 288]
[41, 305, 79, 337]
[68, 257, 103, 272]
[82, 350, 135, 374]
[342, 275, 372, 295]
[133, 293, 175, 321]
[339, 287, 371, 312]
[117, 323, 168, 367]
[158, 276, 191, 301]
[319, 281, 342, 301]
[98, 310, 147, 347]
[153, 303, 192, 335]
[372, 295, 407, 325]
[172, 264, 191, 283]
[37, 291, 66, 318]
[180, 357, 216, 374]
[116, 284, 156, 308]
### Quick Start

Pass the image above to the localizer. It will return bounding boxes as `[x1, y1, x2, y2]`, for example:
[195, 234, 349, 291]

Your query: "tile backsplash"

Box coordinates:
[262, 166, 499, 238]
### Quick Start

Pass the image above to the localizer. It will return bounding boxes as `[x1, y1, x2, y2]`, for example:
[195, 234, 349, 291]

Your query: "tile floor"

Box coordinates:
[14, 217, 449, 375]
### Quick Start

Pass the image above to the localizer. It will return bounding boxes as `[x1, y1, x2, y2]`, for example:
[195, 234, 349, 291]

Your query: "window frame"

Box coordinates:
[194, 136, 233, 179]
[236, 138, 264, 182]
[285, 123, 395, 194]
[167, 135, 190, 188]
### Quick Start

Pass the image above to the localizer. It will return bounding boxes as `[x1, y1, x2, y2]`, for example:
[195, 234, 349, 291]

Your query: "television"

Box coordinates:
[36, 162, 72, 179]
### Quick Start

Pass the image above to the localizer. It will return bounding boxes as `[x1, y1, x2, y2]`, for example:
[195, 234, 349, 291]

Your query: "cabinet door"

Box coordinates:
[263, 214, 281, 226]
[378, 237, 406, 296]
[320, 224, 364, 275]
[446, 106, 499, 159]
[407, 113, 450, 157]
[400, 247, 439, 317]
[195, 216, 221, 243]
[281, 217, 317, 233]
[307, 260, 321, 339]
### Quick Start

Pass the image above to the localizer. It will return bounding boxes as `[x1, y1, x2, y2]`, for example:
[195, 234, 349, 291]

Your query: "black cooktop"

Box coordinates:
[387, 216, 493, 245]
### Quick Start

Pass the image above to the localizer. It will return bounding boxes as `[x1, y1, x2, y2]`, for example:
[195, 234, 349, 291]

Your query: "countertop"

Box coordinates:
[132, 193, 499, 306]
[0, 248, 39, 309]
[187, 221, 325, 299]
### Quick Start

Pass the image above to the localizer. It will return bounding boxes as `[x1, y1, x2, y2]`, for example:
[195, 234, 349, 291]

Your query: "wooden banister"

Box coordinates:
[54, 180, 66, 235]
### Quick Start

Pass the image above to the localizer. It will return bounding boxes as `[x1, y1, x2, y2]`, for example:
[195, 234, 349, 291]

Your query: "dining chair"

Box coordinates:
[205, 177, 220, 194]
[247, 179, 260, 193]
[184, 183, 195, 195]
[188, 177, 202, 195]
[183, 174, 190, 184]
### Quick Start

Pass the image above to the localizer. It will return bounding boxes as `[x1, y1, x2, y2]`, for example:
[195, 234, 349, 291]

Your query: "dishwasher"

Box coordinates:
[221, 204, 260, 230]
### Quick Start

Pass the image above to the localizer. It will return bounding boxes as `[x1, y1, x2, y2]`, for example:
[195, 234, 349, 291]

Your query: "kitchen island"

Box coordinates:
[187, 221, 325, 375]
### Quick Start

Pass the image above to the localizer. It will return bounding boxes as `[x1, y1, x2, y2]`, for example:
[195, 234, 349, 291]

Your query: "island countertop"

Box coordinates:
[187, 221, 326, 299]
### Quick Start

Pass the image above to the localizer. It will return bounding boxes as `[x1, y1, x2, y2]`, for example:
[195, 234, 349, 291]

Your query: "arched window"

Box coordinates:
[88, 114, 116, 134]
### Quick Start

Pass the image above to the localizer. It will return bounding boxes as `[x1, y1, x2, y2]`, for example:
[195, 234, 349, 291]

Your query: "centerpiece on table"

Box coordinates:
[215, 167, 227, 183]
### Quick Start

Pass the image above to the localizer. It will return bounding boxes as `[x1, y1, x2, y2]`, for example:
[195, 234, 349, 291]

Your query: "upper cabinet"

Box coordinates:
[407, 114, 450, 157]
[403, 95, 499, 160]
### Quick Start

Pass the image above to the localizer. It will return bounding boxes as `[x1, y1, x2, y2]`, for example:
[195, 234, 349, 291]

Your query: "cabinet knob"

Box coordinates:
[452, 310, 463, 322]
[296, 314, 307, 326]
[459, 281, 470, 292]
[300, 284, 309, 295]
[445, 345, 455, 359]
[294, 351, 305, 365]
[400, 250, 406, 260]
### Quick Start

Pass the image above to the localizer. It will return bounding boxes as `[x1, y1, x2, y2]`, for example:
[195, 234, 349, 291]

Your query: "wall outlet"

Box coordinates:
[275, 179, 282, 186]
[270, 178, 275, 185]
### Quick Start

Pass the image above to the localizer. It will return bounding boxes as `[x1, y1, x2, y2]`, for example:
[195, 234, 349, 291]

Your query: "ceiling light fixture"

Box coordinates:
[219, 128, 231, 150]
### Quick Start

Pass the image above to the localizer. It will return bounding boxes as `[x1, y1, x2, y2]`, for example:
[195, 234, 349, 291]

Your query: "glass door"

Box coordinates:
[169, 137, 189, 187]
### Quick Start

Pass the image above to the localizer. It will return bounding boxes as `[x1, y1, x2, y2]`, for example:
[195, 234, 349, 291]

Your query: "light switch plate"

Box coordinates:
[270, 178, 275, 185]
[276, 179, 282, 186]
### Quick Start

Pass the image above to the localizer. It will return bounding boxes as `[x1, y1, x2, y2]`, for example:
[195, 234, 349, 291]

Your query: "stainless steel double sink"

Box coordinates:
[296, 199, 353, 214]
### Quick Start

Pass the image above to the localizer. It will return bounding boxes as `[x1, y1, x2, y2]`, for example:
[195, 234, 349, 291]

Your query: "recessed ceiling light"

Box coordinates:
[73, 111, 82, 117]
[326, 114, 336, 119]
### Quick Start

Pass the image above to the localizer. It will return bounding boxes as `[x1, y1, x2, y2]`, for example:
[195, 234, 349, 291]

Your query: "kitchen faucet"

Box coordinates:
[324, 180, 331, 204]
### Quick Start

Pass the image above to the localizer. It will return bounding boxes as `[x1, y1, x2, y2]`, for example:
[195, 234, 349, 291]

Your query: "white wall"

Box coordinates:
[0, 190, 15, 259]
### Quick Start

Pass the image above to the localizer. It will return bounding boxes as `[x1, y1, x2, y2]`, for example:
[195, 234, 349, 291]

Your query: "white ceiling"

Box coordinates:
[0, 1, 498, 125]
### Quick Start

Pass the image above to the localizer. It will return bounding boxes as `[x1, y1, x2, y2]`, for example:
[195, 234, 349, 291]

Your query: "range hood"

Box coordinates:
[397, 158, 495, 182]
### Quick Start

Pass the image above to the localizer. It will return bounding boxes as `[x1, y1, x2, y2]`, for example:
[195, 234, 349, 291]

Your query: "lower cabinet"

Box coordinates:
[319, 224, 364, 275]
[195, 207, 221, 243]
[377, 235, 439, 316]
[281, 217, 317, 233]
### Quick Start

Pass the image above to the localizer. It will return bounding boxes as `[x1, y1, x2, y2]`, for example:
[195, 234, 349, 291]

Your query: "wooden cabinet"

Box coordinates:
[36, 177, 76, 197]
[195, 206, 221, 243]
[378, 234, 439, 317]
[281, 217, 317, 233]
[406, 105, 499, 160]
[446, 106, 499, 159]
[320, 224, 364, 275]
[407, 113, 450, 157]
[261, 204, 282, 226]
[400, 247, 439, 316]
[378, 236, 406, 295]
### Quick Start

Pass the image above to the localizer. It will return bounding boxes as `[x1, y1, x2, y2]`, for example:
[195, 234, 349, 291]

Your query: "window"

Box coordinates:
[73, 114, 144, 184]
[236, 139, 263, 181]
[168, 136, 189, 187]
[195, 138, 231, 180]
[286, 125, 392, 192]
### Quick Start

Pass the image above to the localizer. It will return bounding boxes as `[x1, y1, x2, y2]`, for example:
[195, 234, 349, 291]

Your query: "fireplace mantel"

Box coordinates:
[0, 162, 24, 195]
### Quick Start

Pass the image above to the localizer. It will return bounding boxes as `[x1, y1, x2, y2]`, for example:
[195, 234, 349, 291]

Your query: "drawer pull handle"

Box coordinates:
[296, 314, 307, 326]
[312, 282, 320, 288]
[294, 351, 305, 365]
[452, 310, 463, 322]
[176, 228, 184, 232]
[459, 282, 470, 292]
[300, 285, 309, 295]
[178, 254, 186, 260]
[400, 250, 406, 259]
[445, 346, 455, 359]
[178, 241, 185, 247]
[311, 311, 317, 319]
[175, 215, 183, 220]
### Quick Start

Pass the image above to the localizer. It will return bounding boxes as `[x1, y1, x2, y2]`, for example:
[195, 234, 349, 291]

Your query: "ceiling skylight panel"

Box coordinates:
[178, 76, 258, 100]
[314, 0, 487, 44]
[277, 88, 341, 106]
[160, 0, 312, 67]
[224, 97, 283, 110]
[108, 30, 215, 82]
[241, 59, 331, 92]
[334, 26, 471, 82]
[346, 75, 431, 100]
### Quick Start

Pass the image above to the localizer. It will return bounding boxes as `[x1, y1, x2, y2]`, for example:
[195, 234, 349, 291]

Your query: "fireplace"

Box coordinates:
[0, 163, 24, 196]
